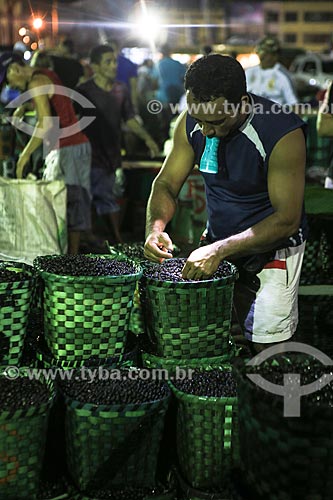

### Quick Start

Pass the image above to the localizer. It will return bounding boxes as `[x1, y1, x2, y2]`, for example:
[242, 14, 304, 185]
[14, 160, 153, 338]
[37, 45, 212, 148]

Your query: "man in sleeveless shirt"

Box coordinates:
[0, 52, 91, 254]
[144, 55, 307, 351]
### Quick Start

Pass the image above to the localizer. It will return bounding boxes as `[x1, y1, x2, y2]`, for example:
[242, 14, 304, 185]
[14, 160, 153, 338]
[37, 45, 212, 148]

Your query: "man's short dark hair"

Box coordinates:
[184, 54, 247, 104]
[89, 45, 114, 65]
[0, 52, 25, 87]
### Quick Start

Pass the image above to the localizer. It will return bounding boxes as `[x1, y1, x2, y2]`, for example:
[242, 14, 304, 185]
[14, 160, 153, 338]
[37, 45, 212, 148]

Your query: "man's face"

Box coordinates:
[94, 52, 117, 81]
[6, 63, 26, 90]
[186, 90, 247, 138]
[257, 50, 276, 70]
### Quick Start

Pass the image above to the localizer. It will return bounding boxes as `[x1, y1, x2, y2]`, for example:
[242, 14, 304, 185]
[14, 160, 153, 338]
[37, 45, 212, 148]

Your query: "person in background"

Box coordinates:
[108, 39, 139, 112]
[0, 52, 92, 254]
[137, 58, 160, 142]
[144, 54, 307, 351]
[317, 80, 333, 189]
[201, 45, 213, 56]
[156, 43, 186, 145]
[246, 35, 298, 106]
[76, 45, 159, 244]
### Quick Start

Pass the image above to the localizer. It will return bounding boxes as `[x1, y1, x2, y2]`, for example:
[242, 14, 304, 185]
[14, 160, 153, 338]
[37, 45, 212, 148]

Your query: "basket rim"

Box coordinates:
[143, 258, 238, 287]
[63, 389, 171, 413]
[0, 260, 35, 287]
[34, 254, 143, 283]
[0, 368, 55, 421]
[169, 367, 237, 405]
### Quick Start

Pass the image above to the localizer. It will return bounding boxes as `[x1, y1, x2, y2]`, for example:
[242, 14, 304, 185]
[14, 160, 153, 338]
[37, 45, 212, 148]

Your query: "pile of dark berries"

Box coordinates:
[143, 258, 233, 282]
[0, 378, 50, 411]
[173, 369, 237, 398]
[35, 255, 138, 277]
[0, 265, 30, 283]
[85, 486, 168, 500]
[113, 242, 146, 262]
[38, 480, 67, 499]
[60, 369, 169, 405]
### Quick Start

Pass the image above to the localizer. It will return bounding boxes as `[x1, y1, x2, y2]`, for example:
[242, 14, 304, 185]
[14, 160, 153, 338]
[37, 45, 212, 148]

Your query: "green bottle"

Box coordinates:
[199, 136, 219, 174]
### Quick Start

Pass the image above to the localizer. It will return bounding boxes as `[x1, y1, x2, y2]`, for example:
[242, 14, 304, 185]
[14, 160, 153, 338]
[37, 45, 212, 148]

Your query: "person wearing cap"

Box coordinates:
[245, 35, 298, 106]
[0, 51, 92, 254]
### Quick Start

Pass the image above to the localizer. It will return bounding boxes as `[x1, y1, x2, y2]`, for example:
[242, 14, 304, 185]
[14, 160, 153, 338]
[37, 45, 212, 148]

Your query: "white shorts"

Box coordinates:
[233, 242, 306, 343]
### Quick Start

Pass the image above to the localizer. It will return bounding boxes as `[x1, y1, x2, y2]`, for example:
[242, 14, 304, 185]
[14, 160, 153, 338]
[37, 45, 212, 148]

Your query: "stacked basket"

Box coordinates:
[0, 370, 54, 499]
[0, 261, 34, 367]
[235, 355, 333, 500]
[34, 254, 142, 365]
[140, 258, 238, 371]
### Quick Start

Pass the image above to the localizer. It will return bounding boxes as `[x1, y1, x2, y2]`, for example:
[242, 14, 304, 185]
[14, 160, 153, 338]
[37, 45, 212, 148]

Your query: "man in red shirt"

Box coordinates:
[0, 52, 91, 254]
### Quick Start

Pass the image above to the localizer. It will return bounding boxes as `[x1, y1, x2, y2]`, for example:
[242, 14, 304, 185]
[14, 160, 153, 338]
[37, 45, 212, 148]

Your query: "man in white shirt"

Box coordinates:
[246, 36, 298, 106]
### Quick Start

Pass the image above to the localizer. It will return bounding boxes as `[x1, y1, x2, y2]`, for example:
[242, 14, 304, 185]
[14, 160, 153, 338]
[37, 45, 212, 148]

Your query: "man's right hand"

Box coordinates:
[144, 231, 174, 263]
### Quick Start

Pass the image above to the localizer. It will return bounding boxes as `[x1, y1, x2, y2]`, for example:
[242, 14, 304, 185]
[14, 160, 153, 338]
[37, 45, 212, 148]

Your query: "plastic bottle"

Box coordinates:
[199, 136, 220, 174]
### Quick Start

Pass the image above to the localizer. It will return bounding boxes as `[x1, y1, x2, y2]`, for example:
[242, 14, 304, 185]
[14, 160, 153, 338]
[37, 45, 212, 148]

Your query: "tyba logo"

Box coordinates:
[246, 342, 333, 417]
[5, 85, 96, 157]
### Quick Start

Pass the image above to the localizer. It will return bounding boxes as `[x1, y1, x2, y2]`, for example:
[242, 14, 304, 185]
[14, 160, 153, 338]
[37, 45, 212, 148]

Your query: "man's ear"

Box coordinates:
[90, 62, 99, 73]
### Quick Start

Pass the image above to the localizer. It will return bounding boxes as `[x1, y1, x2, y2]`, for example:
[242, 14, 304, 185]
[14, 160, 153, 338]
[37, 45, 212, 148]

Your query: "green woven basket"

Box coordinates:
[169, 368, 238, 490]
[234, 357, 333, 500]
[141, 261, 238, 359]
[300, 216, 331, 285]
[35, 333, 139, 371]
[64, 384, 171, 491]
[108, 243, 175, 336]
[0, 262, 34, 366]
[34, 255, 142, 363]
[0, 371, 54, 499]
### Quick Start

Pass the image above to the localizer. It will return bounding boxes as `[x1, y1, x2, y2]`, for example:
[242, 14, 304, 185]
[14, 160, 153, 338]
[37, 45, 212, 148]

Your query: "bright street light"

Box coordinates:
[32, 17, 44, 30]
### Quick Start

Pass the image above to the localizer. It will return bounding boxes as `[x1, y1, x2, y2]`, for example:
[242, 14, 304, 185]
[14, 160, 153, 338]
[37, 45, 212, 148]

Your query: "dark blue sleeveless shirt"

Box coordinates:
[186, 93, 308, 247]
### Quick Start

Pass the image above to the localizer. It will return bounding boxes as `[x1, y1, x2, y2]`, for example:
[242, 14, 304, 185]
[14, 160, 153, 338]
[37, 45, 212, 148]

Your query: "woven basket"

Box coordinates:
[64, 380, 171, 491]
[169, 368, 238, 490]
[0, 371, 54, 499]
[141, 260, 238, 359]
[234, 357, 333, 500]
[300, 215, 332, 285]
[35, 333, 139, 371]
[34, 255, 142, 363]
[108, 243, 147, 336]
[0, 262, 34, 366]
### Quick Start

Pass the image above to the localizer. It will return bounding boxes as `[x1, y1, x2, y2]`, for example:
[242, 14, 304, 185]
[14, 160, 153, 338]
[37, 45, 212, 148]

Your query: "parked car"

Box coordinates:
[290, 53, 333, 90]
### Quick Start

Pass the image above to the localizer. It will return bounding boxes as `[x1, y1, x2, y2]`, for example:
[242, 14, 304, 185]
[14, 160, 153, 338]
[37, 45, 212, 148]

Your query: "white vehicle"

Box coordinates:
[290, 53, 333, 90]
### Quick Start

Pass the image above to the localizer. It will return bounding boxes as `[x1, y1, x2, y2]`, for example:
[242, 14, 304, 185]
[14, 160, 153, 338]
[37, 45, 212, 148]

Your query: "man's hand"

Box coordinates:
[145, 137, 160, 158]
[182, 243, 221, 280]
[144, 231, 174, 262]
[16, 152, 31, 179]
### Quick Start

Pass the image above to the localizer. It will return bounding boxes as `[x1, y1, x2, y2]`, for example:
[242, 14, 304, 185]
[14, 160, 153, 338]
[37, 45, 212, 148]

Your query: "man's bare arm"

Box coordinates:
[144, 111, 195, 261]
[16, 75, 54, 178]
[317, 81, 333, 137]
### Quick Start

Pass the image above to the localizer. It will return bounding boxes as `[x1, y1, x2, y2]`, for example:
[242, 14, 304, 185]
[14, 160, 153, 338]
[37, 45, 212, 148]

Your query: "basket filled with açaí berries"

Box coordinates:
[33, 255, 142, 364]
[0, 261, 35, 366]
[60, 368, 171, 493]
[0, 369, 54, 499]
[140, 258, 238, 360]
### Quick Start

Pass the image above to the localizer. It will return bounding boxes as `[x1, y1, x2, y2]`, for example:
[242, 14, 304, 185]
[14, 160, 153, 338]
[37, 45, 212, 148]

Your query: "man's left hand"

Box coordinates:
[16, 152, 31, 179]
[182, 243, 221, 280]
[145, 137, 160, 158]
